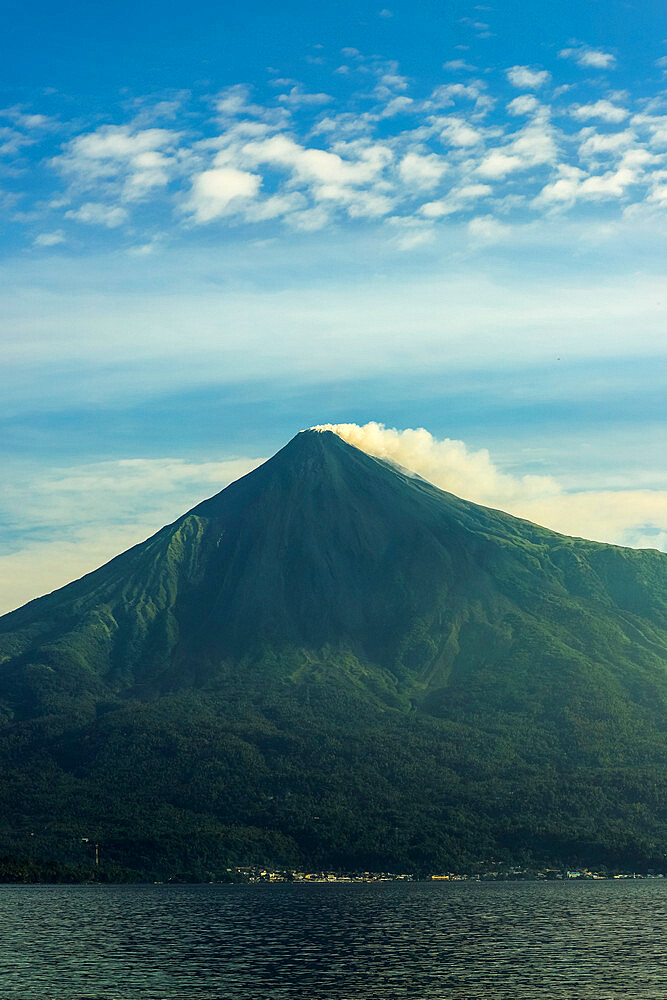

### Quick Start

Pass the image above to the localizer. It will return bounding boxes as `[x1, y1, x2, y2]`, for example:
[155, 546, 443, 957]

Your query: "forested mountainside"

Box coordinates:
[0, 430, 665, 879]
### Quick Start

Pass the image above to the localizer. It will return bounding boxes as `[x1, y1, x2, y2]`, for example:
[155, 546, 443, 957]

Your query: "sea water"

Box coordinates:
[0, 879, 664, 999]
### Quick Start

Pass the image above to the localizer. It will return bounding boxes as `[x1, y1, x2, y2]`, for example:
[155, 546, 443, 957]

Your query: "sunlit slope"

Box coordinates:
[0, 430, 665, 874]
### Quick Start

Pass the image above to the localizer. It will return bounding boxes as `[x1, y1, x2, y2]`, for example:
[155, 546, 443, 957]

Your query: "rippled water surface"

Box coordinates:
[0, 880, 665, 999]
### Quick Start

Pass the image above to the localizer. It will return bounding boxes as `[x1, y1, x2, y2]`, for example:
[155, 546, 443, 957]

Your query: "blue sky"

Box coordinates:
[0, 0, 666, 612]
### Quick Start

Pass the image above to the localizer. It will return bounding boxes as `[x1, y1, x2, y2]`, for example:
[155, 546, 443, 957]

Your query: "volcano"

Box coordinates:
[0, 429, 665, 878]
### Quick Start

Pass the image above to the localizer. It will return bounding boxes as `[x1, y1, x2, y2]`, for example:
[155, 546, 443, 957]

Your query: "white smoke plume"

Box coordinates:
[312, 421, 667, 550]
[312, 421, 559, 507]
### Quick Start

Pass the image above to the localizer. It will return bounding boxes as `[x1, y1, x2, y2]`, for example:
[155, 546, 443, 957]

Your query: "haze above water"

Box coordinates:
[1, 881, 665, 999]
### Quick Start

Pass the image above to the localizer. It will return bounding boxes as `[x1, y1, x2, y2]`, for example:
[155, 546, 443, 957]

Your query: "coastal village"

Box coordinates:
[226, 867, 664, 884]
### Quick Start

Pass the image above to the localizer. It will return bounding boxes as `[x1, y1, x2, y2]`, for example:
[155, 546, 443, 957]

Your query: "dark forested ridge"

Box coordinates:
[0, 430, 665, 879]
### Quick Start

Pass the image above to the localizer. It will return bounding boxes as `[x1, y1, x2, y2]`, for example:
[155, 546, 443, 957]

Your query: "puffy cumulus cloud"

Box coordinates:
[535, 164, 636, 206]
[476, 150, 525, 177]
[509, 122, 557, 164]
[571, 100, 629, 123]
[439, 116, 484, 147]
[311, 423, 667, 551]
[578, 128, 635, 158]
[506, 66, 551, 90]
[277, 86, 332, 107]
[18, 47, 667, 246]
[631, 113, 667, 149]
[53, 124, 182, 226]
[398, 151, 448, 188]
[185, 166, 261, 222]
[234, 133, 395, 218]
[559, 46, 616, 70]
[648, 180, 667, 206]
[66, 202, 129, 227]
[56, 125, 179, 188]
[507, 95, 540, 116]
[477, 120, 556, 177]
[241, 133, 392, 187]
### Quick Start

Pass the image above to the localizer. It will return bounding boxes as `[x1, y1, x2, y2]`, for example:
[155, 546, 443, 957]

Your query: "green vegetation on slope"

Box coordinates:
[0, 431, 665, 878]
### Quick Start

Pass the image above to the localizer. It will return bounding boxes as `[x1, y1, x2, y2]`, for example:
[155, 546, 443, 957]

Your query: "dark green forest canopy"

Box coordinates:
[0, 431, 665, 878]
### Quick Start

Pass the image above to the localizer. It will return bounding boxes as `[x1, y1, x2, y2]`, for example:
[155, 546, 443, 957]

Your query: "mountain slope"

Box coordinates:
[0, 430, 665, 877]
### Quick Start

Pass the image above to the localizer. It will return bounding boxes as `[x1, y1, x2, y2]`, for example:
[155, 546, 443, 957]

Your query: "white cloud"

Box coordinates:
[243, 191, 307, 222]
[59, 126, 177, 174]
[277, 86, 332, 107]
[506, 66, 550, 89]
[242, 134, 392, 187]
[66, 202, 129, 227]
[648, 184, 667, 205]
[534, 164, 585, 205]
[535, 164, 636, 206]
[571, 100, 629, 123]
[578, 167, 635, 198]
[0, 124, 36, 156]
[236, 134, 395, 218]
[33, 230, 65, 247]
[216, 84, 264, 118]
[510, 122, 557, 165]
[507, 95, 540, 116]
[286, 204, 330, 231]
[444, 59, 476, 72]
[186, 166, 261, 222]
[632, 113, 667, 149]
[559, 46, 616, 69]
[0, 109, 51, 130]
[377, 69, 409, 93]
[477, 150, 524, 177]
[398, 151, 448, 188]
[578, 128, 635, 157]
[477, 121, 556, 177]
[467, 214, 510, 243]
[379, 96, 414, 118]
[439, 117, 484, 147]
[54, 125, 181, 205]
[512, 491, 667, 550]
[420, 184, 491, 217]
